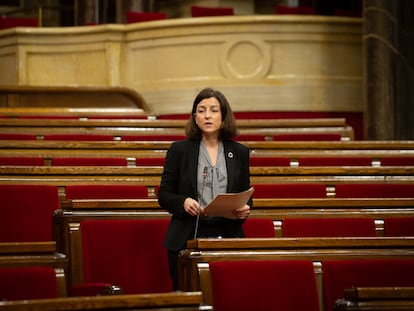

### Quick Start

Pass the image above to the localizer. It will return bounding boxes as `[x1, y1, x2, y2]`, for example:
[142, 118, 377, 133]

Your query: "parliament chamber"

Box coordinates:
[0, 1, 414, 311]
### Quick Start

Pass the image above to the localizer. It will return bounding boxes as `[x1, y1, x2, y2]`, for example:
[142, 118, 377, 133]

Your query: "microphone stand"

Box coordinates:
[193, 166, 208, 240]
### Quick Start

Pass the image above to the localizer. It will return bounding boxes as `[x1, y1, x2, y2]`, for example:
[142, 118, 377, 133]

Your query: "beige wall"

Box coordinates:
[0, 15, 362, 115]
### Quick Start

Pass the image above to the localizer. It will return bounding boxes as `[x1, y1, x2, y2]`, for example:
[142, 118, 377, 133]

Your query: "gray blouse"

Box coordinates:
[197, 141, 228, 207]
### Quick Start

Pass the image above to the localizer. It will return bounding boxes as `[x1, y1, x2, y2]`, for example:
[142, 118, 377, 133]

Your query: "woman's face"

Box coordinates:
[194, 97, 223, 138]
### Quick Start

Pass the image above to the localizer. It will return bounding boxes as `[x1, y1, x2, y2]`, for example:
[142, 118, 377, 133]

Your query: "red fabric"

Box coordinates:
[383, 217, 414, 237]
[299, 157, 372, 166]
[322, 259, 414, 311]
[191, 6, 234, 17]
[381, 157, 414, 166]
[275, 5, 315, 15]
[282, 217, 377, 237]
[19, 116, 78, 119]
[209, 260, 320, 311]
[79, 219, 172, 294]
[335, 183, 414, 198]
[0, 266, 59, 300]
[243, 218, 275, 237]
[126, 11, 167, 23]
[0, 185, 59, 242]
[250, 157, 291, 166]
[0, 16, 38, 29]
[51, 157, 128, 166]
[0, 133, 37, 140]
[65, 185, 149, 200]
[235, 134, 267, 141]
[273, 134, 343, 141]
[135, 157, 165, 166]
[121, 135, 186, 141]
[252, 183, 327, 198]
[43, 134, 114, 141]
[0, 157, 44, 165]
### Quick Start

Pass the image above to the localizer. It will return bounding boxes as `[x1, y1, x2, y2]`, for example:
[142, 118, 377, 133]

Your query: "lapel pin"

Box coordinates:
[228, 152, 233, 158]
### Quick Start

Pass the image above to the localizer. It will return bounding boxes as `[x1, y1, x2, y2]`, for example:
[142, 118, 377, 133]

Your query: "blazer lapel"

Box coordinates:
[224, 141, 236, 192]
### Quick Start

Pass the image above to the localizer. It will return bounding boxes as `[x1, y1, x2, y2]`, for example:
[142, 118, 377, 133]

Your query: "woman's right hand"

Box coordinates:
[183, 197, 202, 216]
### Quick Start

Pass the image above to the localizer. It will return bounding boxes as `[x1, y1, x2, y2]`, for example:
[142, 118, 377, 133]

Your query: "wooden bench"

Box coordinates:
[55, 196, 414, 287]
[181, 238, 414, 309]
[0, 117, 354, 140]
[0, 291, 208, 311]
[0, 86, 149, 111]
[0, 242, 68, 297]
[334, 287, 414, 311]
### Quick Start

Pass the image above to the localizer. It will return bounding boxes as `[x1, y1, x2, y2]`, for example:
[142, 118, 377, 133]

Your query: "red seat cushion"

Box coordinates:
[0, 267, 58, 300]
[282, 217, 377, 237]
[191, 5, 234, 17]
[322, 259, 414, 311]
[252, 183, 327, 198]
[43, 134, 114, 141]
[250, 157, 291, 166]
[335, 183, 414, 198]
[79, 219, 172, 294]
[381, 157, 414, 166]
[273, 134, 342, 141]
[126, 11, 167, 23]
[383, 217, 414, 236]
[65, 185, 149, 200]
[209, 260, 320, 311]
[275, 5, 315, 15]
[0, 185, 60, 242]
[52, 157, 128, 166]
[299, 157, 372, 166]
[120, 135, 186, 141]
[135, 157, 165, 166]
[0, 133, 38, 140]
[0, 16, 38, 29]
[243, 218, 275, 237]
[0, 157, 44, 165]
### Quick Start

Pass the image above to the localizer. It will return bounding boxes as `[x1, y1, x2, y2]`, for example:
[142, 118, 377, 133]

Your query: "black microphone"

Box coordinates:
[194, 166, 208, 240]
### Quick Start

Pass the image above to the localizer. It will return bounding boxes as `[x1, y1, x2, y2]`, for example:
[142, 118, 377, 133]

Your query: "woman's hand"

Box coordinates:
[233, 204, 250, 219]
[183, 197, 203, 217]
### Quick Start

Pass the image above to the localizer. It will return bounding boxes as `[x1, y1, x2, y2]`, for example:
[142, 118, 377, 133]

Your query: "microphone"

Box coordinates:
[194, 166, 208, 240]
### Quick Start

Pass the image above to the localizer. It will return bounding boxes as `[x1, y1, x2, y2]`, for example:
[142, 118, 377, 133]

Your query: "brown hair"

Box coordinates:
[185, 87, 238, 140]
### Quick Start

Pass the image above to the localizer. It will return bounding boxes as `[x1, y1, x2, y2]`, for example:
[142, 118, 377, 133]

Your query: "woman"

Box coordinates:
[158, 87, 252, 290]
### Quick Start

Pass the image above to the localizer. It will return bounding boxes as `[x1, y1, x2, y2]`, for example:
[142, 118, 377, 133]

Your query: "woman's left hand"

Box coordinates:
[233, 204, 250, 219]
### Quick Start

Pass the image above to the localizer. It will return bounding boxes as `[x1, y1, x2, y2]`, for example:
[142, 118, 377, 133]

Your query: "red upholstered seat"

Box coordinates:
[322, 259, 414, 311]
[135, 157, 165, 166]
[0, 267, 59, 301]
[0, 185, 60, 242]
[0, 157, 44, 165]
[250, 157, 291, 166]
[335, 183, 414, 198]
[0, 16, 38, 29]
[275, 5, 315, 15]
[126, 11, 167, 23]
[121, 135, 186, 141]
[282, 217, 377, 237]
[252, 183, 327, 198]
[51, 157, 128, 166]
[273, 134, 342, 141]
[381, 157, 414, 166]
[0, 133, 38, 140]
[235, 134, 267, 141]
[242, 218, 275, 238]
[72, 219, 172, 294]
[43, 134, 114, 141]
[191, 5, 234, 17]
[209, 260, 320, 311]
[383, 217, 414, 236]
[65, 185, 149, 200]
[299, 157, 372, 166]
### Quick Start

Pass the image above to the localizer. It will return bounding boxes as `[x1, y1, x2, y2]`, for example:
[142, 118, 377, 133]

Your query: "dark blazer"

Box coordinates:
[158, 138, 252, 251]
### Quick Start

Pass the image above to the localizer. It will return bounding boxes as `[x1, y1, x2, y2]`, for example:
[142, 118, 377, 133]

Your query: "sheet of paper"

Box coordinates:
[203, 187, 254, 219]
